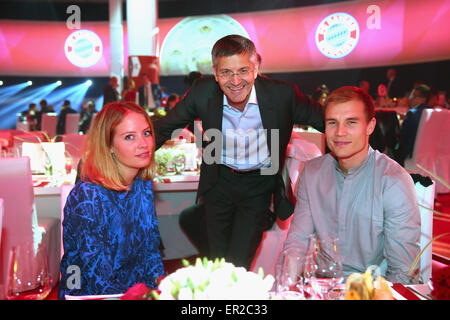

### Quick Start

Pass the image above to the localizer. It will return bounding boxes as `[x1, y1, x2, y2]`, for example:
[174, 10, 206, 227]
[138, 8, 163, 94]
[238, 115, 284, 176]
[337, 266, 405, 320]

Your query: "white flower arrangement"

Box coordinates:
[157, 257, 275, 300]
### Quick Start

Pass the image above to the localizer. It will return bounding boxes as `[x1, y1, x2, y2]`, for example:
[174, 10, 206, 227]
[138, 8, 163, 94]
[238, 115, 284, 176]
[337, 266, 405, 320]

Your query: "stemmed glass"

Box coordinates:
[173, 154, 186, 174]
[276, 247, 306, 299]
[6, 241, 52, 300]
[306, 235, 344, 300]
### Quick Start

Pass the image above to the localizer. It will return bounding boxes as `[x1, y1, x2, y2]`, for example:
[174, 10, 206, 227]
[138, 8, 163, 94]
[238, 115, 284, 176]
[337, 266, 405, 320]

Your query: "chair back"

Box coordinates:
[61, 134, 87, 169]
[65, 113, 80, 135]
[0, 198, 3, 251]
[407, 108, 450, 194]
[60, 184, 75, 259]
[0, 157, 38, 288]
[41, 113, 57, 139]
[414, 179, 435, 282]
[294, 131, 325, 154]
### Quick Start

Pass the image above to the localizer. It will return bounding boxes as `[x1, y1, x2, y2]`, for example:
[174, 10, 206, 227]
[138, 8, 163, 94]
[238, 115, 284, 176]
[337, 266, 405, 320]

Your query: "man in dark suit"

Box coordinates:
[56, 100, 77, 135]
[138, 73, 162, 112]
[385, 68, 405, 100]
[103, 76, 120, 106]
[396, 84, 432, 165]
[153, 35, 324, 269]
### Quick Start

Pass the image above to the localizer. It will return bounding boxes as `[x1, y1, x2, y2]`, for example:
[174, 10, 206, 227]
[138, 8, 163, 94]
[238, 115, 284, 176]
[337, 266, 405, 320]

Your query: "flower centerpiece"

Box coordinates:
[121, 257, 275, 300]
[155, 147, 186, 176]
[344, 266, 393, 300]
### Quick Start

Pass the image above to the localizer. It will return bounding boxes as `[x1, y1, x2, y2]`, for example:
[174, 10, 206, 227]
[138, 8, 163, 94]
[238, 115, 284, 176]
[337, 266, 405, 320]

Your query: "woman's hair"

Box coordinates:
[81, 101, 156, 190]
[325, 86, 375, 121]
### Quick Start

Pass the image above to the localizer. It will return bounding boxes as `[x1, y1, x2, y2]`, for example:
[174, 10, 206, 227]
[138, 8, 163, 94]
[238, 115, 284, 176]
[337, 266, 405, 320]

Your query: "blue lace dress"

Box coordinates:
[58, 177, 164, 299]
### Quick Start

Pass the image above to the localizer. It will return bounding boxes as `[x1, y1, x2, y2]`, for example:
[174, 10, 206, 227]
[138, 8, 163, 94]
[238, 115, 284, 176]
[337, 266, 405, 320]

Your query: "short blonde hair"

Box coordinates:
[81, 101, 156, 191]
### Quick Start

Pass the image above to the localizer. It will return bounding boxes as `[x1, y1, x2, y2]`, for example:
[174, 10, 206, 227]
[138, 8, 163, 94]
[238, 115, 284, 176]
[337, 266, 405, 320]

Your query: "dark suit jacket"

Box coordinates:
[153, 76, 324, 220]
[103, 85, 119, 106]
[138, 84, 162, 108]
[397, 103, 431, 165]
[57, 107, 77, 135]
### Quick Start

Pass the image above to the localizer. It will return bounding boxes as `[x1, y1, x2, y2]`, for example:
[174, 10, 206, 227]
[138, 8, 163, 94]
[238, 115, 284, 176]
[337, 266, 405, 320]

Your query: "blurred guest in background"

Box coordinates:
[36, 99, 51, 130]
[184, 71, 203, 89]
[56, 100, 77, 135]
[78, 100, 97, 134]
[122, 78, 138, 103]
[385, 67, 406, 101]
[396, 84, 433, 165]
[166, 93, 180, 109]
[103, 76, 120, 106]
[138, 73, 162, 112]
[59, 102, 164, 299]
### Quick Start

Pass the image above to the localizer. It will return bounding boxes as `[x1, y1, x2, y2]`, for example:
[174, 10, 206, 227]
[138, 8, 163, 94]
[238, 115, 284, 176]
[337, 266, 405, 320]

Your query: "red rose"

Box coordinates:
[431, 265, 450, 300]
[121, 283, 150, 300]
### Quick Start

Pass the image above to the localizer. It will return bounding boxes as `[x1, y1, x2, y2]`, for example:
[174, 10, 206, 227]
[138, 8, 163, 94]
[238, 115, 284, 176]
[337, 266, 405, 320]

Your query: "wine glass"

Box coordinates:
[173, 154, 186, 174]
[307, 235, 343, 300]
[65, 157, 73, 175]
[6, 241, 52, 300]
[276, 247, 307, 300]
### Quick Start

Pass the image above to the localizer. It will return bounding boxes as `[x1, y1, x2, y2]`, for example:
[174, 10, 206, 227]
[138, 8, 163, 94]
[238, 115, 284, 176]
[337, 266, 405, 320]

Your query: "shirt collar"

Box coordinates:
[223, 85, 258, 110]
[334, 146, 374, 177]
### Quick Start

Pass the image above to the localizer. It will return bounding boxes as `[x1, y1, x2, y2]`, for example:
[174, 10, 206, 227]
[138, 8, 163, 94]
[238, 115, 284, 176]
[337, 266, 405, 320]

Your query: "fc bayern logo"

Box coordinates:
[64, 29, 103, 68]
[315, 12, 359, 59]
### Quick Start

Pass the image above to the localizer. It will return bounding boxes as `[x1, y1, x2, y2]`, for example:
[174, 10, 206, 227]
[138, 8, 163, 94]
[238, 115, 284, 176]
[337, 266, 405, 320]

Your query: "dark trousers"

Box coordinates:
[203, 165, 276, 269]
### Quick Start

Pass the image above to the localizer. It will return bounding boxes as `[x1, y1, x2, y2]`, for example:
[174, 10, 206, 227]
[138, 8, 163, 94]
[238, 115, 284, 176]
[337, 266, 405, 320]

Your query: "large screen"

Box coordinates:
[0, 0, 449, 76]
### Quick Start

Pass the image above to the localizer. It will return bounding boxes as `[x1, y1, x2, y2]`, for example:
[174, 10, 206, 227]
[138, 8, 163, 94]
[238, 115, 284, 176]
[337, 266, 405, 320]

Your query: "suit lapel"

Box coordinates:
[206, 84, 224, 131]
[255, 77, 277, 149]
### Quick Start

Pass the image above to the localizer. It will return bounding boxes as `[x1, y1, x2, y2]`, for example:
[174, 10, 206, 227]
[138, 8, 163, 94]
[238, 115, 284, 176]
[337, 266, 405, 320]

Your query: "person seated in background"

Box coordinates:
[20, 103, 38, 130]
[103, 76, 120, 106]
[58, 102, 164, 299]
[166, 93, 180, 109]
[396, 84, 433, 166]
[36, 99, 51, 130]
[78, 100, 97, 134]
[138, 73, 162, 112]
[122, 78, 138, 103]
[311, 84, 329, 107]
[278, 86, 421, 284]
[56, 100, 77, 135]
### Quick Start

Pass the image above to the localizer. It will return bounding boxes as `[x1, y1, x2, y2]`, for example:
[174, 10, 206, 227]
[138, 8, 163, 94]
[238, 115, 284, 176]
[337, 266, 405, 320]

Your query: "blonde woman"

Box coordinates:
[59, 102, 164, 299]
[122, 78, 137, 103]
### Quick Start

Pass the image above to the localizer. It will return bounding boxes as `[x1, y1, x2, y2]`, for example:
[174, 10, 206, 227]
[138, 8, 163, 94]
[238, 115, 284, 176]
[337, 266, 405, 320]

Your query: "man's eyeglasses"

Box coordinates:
[218, 68, 253, 79]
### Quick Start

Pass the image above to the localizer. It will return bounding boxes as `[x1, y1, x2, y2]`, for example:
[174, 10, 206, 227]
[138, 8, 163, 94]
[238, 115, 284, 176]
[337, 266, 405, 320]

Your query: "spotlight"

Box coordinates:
[27, 81, 33, 86]
[0, 80, 3, 86]
[85, 80, 92, 86]
[56, 80, 62, 86]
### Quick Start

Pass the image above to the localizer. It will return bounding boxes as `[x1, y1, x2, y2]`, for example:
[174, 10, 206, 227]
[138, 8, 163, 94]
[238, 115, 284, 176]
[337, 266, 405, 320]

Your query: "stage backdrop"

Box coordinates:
[0, 0, 449, 76]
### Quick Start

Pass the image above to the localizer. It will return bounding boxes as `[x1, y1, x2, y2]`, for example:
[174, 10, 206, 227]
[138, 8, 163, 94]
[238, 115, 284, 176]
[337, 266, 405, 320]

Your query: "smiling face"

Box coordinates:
[325, 99, 376, 172]
[110, 111, 154, 184]
[213, 52, 258, 111]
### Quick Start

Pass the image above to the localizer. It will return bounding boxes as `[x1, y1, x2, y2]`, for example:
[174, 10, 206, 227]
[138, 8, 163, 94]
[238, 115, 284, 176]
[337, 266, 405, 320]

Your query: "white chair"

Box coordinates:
[41, 113, 57, 139]
[414, 179, 435, 283]
[61, 134, 87, 169]
[0, 198, 3, 251]
[250, 133, 323, 276]
[0, 157, 61, 290]
[65, 113, 80, 135]
[405, 108, 450, 194]
[60, 184, 75, 260]
[0, 157, 42, 289]
[294, 131, 326, 154]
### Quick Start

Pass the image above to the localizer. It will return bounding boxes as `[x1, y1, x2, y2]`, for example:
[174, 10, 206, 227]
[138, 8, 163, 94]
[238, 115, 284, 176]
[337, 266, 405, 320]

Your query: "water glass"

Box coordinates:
[173, 154, 186, 174]
[306, 235, 344, 300]
[276, 247, 306, 299]
[6, 241, 51, 300]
